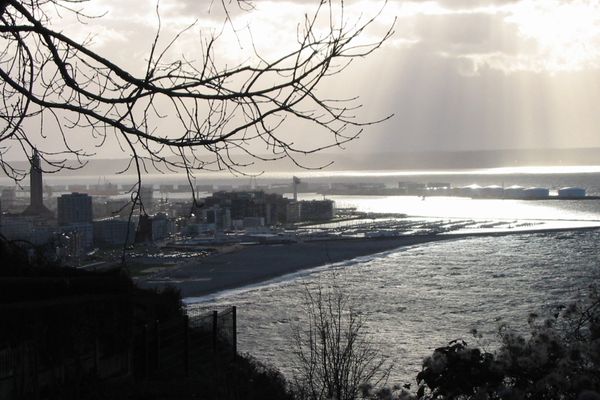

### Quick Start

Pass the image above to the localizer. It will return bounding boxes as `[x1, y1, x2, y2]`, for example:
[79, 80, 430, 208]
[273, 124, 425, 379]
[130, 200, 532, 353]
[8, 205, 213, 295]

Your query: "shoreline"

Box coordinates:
[135, 225, 600, 300]
[135, 235, 451, 298]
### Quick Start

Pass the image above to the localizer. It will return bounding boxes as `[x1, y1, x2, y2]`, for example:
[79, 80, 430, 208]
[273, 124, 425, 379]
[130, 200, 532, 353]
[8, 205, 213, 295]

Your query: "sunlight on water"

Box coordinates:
[4, 165, 600, 186]
[187, 230, 600, 385]
[257, 165, 600, 179]
[186, 184, 600, 385]
[301, 194, 600, 221]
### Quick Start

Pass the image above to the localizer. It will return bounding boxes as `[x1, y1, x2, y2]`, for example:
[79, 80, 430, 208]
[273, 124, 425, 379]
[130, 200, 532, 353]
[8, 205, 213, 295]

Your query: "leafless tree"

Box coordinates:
[0, 0, 394, 209]
[292, 280, 392, 400]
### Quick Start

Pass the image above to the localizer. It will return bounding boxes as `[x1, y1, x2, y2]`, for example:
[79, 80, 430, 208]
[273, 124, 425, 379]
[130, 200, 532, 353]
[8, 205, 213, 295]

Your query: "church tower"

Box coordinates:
[22, 150, 53, 217]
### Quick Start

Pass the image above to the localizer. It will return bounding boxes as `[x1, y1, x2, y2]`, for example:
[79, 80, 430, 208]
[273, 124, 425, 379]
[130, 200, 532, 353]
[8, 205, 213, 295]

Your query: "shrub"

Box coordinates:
[417, 287, 600, 399]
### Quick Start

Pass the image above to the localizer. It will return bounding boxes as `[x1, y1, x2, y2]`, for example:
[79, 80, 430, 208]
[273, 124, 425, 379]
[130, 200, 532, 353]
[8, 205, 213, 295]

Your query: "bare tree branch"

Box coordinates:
[0, 0, 394, 205]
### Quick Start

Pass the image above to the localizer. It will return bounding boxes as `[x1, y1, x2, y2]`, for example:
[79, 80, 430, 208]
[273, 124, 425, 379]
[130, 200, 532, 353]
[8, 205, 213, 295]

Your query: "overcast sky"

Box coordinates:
[17, 0, 600, 160]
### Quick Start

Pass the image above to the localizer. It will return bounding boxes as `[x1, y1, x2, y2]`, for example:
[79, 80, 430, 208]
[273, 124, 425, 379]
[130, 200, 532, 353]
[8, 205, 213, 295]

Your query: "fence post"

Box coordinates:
[143, 324, 149, 379]
[154, 320, 160, 372]
[183, 315, 190, 377]
[232, 306, 237, 361]
[33, 344, 39, 400]
[94, 336, 100, 377]
[212, 311, 218, 355]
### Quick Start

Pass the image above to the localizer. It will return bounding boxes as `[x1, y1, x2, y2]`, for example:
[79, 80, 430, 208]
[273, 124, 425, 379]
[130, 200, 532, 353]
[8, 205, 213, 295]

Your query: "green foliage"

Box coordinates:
[416, 287, 600, 400]
[417, 340, 503, 399]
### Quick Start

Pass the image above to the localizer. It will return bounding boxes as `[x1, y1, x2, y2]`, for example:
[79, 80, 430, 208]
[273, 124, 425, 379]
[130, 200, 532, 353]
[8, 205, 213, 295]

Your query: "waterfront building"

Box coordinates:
[203, 190, 290, 226]
[57, 192, 93, 225]
[286, 202, 301, 223]
[298, 199, 335, 221]
[287, 199, 335, 222]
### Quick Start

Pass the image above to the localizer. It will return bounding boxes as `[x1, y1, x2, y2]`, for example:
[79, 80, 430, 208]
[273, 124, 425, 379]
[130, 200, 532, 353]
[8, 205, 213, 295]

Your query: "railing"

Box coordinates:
[0, 297, 237, 399]
[133, 306, 237, 379]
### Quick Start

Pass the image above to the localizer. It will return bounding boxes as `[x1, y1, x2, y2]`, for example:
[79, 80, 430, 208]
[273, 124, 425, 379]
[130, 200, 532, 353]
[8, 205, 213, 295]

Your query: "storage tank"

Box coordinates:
[460, 184, 482, 197]
[481, 185, 504, 198]
[558, 187, 586, 198]
[523, 187, 550, 199]
[504, 185, 525, 199]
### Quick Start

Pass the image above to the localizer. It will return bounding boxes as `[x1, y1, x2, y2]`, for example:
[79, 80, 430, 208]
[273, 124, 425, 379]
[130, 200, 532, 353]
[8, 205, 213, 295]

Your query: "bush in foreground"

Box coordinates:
[417, 287, 600, 400]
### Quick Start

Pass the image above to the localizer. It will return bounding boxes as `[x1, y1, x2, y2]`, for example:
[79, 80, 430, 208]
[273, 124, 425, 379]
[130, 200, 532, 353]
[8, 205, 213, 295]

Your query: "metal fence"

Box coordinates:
[0, 294, 132, 399]
[0, 297, 237, 399]
[134, 306, 237, 379]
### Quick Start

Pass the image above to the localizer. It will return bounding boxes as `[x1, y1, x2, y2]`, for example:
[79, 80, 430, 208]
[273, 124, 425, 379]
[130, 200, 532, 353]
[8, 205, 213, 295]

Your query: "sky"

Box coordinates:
[11, 0, 600, 163]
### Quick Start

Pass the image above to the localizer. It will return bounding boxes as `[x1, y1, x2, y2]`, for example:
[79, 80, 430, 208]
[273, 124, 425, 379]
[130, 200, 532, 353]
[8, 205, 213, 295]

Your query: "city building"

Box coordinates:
[203, 190, 291, 226]
[202, 206, 232, 230]
[299, 199, 335, 221]
[134, 213, 173, 242]
[139, 186, 154, 212]
[57, 192, 93, 225]
[151, 213, 172, 241]
[287, 199, 335, 222]
[93, 218, 135, 247]
[0, 214, 54, 245]
[1, 188, 16, 211]
[59, 222, 94, 252]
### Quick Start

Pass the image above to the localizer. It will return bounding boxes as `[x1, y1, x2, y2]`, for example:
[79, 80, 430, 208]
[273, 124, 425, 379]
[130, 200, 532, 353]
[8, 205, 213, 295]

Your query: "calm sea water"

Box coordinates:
[186, 172, 600, 385]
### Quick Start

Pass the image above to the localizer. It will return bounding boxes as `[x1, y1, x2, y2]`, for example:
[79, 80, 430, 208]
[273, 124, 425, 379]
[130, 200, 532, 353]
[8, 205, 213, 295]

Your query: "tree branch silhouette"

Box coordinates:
[0, 0, 394, 212]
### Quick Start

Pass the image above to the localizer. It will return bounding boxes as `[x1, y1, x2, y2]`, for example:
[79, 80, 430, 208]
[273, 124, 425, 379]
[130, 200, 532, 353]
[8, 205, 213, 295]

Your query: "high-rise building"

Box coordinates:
[22, 150, 53, 217]
[1, 187, 16, 210]
[139, 186, 154, 212]
[57, 192, 93, 225]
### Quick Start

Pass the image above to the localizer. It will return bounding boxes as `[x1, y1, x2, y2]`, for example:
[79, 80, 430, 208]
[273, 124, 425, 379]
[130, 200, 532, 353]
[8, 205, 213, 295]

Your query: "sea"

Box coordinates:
[4, 167, 600, 384]
[183, 167, 600, 385]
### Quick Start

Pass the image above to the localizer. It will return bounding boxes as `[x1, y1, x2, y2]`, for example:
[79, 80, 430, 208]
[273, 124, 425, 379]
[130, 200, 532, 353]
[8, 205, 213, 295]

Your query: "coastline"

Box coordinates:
[135, 235, 451, 298]
[135, 225, 600, 300]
